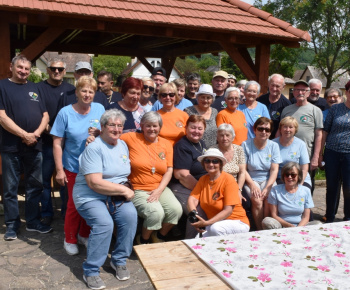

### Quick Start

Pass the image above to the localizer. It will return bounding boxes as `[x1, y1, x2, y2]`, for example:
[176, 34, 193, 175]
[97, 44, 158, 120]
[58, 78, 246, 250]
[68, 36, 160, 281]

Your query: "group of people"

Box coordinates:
[1, 54, 349, 290]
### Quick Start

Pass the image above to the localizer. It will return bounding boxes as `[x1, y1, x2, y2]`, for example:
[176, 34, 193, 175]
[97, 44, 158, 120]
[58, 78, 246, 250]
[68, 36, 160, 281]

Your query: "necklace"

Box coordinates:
[284, 187, 298, 202]
[190, 140, 203, 154]
[146, 142, 158, 174]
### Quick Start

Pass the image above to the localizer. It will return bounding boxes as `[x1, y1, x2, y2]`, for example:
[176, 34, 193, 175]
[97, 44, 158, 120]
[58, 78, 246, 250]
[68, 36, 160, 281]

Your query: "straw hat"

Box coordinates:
[195, 84, 216, 98]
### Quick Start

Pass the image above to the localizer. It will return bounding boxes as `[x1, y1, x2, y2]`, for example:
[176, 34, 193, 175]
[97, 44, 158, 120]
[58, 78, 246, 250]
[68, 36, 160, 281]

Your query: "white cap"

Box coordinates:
[197, 148, 227, 165]
[195, 84, 216, 98]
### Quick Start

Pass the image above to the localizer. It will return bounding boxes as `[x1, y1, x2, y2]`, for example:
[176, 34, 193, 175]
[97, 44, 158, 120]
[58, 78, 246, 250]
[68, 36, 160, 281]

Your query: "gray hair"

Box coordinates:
[140, 111, 163, 129]
[281, 162, 303, 185]
[217, 123, 236, 139]
[100, 109, 126, 126]
[47, 58, 66, 68]
[269, 74, 285, 85]
[236, 79, 247, 88]
[142, 77, 155, 86]
[186, 73, 201, 83]
[324, 87, 343, 98]
[308, 78, 322, 87]
[245, 80, 261, 95]
[224, 87, 241, 99]
[11, 55, 31, 67]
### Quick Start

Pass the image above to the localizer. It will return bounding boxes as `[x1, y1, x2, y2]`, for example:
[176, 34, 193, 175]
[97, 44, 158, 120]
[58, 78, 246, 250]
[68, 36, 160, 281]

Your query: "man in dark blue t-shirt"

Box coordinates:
[0, 55, 53, 240]
[37, 58, 75, 225]
[211, 70, 228, 112]
[97, 70, 122, 105]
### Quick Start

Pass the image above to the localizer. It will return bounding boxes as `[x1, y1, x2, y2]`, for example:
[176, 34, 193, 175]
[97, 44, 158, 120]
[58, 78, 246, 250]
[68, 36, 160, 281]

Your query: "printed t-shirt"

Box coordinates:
[190, 172, 249, 226]
[0, 79, 47, 152]
[50, 102, 105, 173]
[173, 136, 207, 180]
[242, 138, 281, 182]
[211, 94, 226, 112]
[216, 108, 248, 145]
[120, 132, 173, 191]
[238, 102, 270, 139]
[157, 108, 189, 146]
[268, 184, 314, 226]
[73, 136, 130, 209]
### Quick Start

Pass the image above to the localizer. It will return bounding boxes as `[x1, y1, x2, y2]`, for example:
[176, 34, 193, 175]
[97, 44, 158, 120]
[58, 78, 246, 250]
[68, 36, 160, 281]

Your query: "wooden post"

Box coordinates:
[161, 57, 176, 81]
[0, 20, 11, 79]
[255, 44, 270, 94]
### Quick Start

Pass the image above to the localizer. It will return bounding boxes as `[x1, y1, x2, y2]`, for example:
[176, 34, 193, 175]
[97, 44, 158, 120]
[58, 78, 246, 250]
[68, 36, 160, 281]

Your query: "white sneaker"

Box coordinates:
[78, 234, 89, 248]
[64, 240, 79, 255]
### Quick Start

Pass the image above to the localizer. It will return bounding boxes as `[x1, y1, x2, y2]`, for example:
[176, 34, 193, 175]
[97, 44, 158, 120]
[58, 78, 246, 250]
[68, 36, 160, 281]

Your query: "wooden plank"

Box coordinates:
[256, 44, 270, 94]
[0, 20, 11, 79]
[134, 241, 231, 290]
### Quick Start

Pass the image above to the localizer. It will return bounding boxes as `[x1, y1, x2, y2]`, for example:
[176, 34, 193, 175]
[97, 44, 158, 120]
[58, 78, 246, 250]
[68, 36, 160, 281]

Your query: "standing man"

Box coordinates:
[0, 55, 53, 240]
[97, 70, 122, 105]
[211, 70, 228, 112]
[37, 58, 75, 225]
[61, 61, 109, 108]
[227, 74, 237, 88]
[258, 74, 291, 139]
[307, 78, 329, 111]
[150, 67, 167, 104]
[281, 80, 323, 194]
[185, 73, 201, 105]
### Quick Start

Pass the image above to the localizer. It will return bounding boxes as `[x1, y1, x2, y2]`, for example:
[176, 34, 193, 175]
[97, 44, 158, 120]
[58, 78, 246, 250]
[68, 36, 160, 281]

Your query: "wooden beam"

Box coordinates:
[255, 44, 270, 94]
[20, 26, 65, 62]
[137, 56, 154, 73]
[220, 42, 257, 81]
[161, 57, 176, 81]
[0, 20, 11, 79]
[163, 42, 222, 58]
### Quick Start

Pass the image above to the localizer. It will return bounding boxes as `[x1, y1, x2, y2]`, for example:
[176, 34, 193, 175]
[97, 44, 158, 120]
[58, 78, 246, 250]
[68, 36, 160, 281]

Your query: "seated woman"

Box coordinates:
[213, 124, 246, 201]
[108, 77, 145, 133]
[242, 117, 281, 230]
[73, 109, 137, 289]
[120, 111, 182, 244]
[187, 148, 250, 237]
[273, 116, 311, 189]
[262, 162, 320, 229]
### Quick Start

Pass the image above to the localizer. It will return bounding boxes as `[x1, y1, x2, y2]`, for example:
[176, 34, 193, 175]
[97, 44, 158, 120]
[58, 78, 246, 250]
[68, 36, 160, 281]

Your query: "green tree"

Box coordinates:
[28, 68, 46, 83]
[220, 53, 245, 80]
[92, 55, 131, 79]
[174, 57, 198, 77]
[255, 0, 350, 88]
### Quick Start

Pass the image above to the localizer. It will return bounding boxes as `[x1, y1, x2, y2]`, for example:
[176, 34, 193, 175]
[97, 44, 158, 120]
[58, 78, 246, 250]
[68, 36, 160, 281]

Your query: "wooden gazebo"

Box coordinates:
[0, 0, 310, 93]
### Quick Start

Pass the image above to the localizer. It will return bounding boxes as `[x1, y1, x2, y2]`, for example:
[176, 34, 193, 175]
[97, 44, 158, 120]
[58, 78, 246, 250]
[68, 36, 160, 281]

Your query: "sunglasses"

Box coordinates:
[203, 158, 220, 164]
[48, 67, 65, 72]
[256, 127, 271, 133]
[160, 93, 176, 98]
[143, 85, 155, 92]
[285, 173, 298, 178]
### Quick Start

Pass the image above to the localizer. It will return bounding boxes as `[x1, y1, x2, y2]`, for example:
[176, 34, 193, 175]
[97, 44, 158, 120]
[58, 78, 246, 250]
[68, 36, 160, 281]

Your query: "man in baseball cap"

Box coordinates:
[150, 67, 167, 103]
[211, 70, 228, 112]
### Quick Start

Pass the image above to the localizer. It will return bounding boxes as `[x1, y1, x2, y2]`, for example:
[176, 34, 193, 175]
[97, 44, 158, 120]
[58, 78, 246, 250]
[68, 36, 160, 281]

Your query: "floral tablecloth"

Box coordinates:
[183, 222, 350, 289]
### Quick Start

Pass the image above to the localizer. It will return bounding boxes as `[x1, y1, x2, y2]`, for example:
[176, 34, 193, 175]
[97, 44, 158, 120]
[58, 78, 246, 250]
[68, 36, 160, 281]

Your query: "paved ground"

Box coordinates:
[0, 181, 345, 289]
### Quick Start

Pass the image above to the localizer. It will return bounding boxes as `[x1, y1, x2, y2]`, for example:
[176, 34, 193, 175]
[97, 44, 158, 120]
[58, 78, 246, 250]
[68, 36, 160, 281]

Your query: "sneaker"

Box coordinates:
[78, 234, 89, 248]
[64, 240, 79, 255]
[110, 261, 130, 281]
[26, 223, 53, 234]
[4, 229, 17, 241]
[41, 216, 53, 226]
[83, 275, 106, 290]
[150, 231, 165, 243]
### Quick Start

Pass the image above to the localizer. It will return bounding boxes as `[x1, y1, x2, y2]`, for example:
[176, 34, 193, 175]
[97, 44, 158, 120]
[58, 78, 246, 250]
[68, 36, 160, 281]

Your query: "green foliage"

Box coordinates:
[197, 54, 219, 70]
[92, 55, 131, 79]
[174, 58, 198, 76]
[28, 68, 46, 83]
[220, 53, 245, 80]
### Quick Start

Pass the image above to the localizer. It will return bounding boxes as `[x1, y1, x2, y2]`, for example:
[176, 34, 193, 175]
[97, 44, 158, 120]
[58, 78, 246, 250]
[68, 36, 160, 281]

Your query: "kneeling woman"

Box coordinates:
[262, 162, 319, 229]
[121, 111, 182, 244]
[73, 109, 137, 288]
[187, 148, 250, 237]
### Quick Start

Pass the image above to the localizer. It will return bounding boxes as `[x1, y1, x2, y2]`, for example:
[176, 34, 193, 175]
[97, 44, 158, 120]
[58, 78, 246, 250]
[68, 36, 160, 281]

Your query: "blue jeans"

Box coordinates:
[324, 148, 350, 222]
[2, 150, 43, 230]
[41, 143, 66, 218]
[77, 198, 137, 277]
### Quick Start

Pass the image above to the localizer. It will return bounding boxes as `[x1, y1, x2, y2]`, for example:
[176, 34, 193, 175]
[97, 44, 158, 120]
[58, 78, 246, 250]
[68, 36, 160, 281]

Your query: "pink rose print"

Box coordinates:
[317, 265, 330, 272]
[281, 240, 292, 245]
[192, 245, 202, 250]
[329, 234, 339, 238]
[344, 226, 350, 230]
[299, 230, 308, 235]
[334, 252, 346, 258]
[222, 272, 231, 278]
[281, 261, 293, 267]
[225, 247, 237, 253]
[304, 246, 312, 250]
[209, 260, 214, 264]
[345, 269, 350, 274]
[249, 237, 259, 241]
[249, 254, 258, 260]
[258, 272, 271, 282]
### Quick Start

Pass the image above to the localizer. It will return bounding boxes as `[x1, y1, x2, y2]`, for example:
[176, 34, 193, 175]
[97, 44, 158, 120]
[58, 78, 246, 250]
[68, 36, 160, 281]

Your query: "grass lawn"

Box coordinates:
[315, 168, 326, 180]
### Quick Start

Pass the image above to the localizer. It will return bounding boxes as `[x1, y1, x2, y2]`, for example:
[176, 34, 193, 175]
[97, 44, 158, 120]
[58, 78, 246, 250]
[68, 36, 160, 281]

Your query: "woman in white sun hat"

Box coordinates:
[187, 148, 250, 237]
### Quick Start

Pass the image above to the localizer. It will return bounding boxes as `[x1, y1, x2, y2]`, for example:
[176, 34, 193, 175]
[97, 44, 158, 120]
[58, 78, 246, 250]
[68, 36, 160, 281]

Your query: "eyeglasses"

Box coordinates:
[285, 173, 298, 178]
[293, 89, 310, 93]
[160, 93, 175, 98]
[203, 158, 220, 164]
[48, 67, 65, 72]
[198, 95, 213, 101]
[106, 123, 123, 128]
[256, 127, 271, 133]
[143, 85, 155, 92]
[226, 97, 240, 101]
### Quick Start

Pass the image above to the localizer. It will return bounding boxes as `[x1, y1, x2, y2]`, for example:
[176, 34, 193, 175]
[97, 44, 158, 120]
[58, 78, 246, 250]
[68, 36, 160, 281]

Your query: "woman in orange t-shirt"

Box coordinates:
[120, 111, 182, 244]
[157, 83, 189, 146]
[187, 148, 250, 237]
[216, 87, 248, 145]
